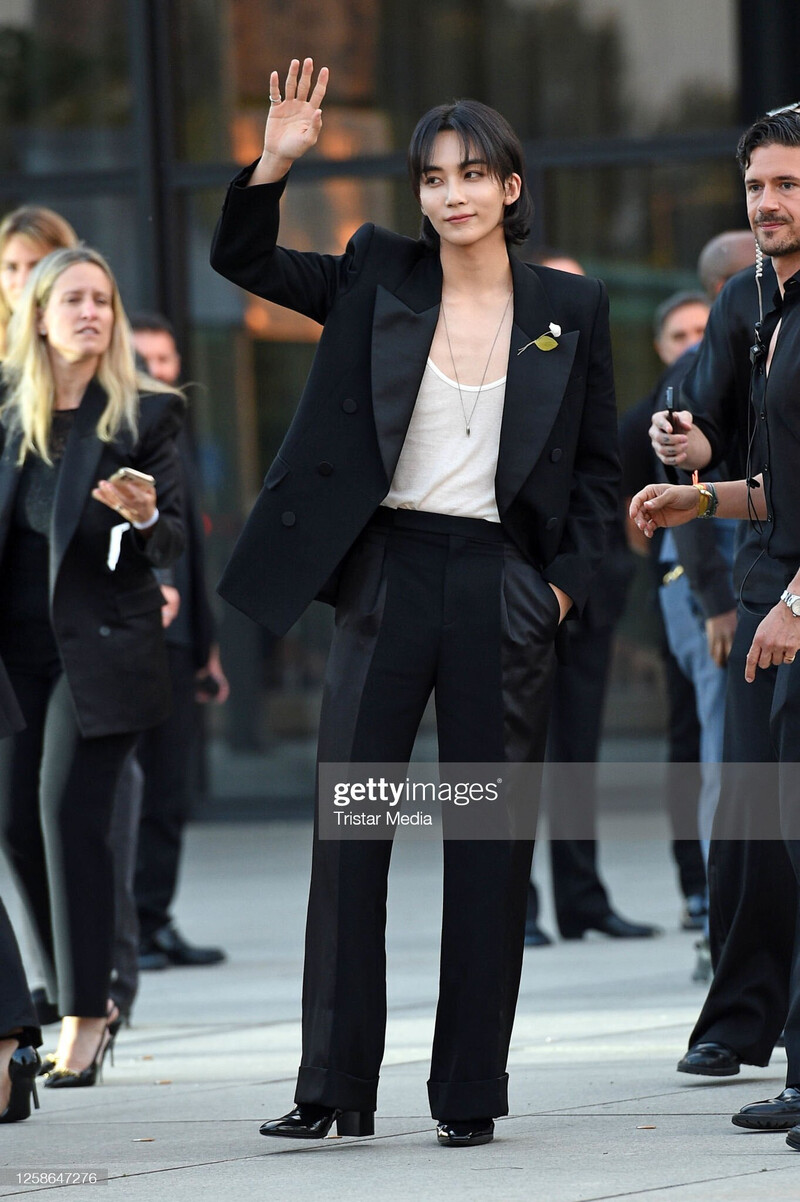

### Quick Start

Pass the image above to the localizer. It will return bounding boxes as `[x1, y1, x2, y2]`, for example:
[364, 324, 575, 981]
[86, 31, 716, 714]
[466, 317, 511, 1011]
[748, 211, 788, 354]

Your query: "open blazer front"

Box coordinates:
[211, 167, 620, 637]
[0, 381, 186, 737]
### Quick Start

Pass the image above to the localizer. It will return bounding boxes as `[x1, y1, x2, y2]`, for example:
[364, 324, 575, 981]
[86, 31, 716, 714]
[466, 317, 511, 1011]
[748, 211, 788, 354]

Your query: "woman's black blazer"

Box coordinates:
[0, 380, 185, 737]
[211, 167, 620, 637]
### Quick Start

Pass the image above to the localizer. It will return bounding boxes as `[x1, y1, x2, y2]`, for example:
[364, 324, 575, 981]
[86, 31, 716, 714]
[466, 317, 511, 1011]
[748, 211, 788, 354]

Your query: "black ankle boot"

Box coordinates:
[259, 1104, 374, 1139]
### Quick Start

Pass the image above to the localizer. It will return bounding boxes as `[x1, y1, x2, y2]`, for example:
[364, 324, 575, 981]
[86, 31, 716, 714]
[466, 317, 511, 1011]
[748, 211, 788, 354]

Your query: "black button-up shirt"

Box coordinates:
[750, 270, 800, 569]
[684, 260, 789, 601]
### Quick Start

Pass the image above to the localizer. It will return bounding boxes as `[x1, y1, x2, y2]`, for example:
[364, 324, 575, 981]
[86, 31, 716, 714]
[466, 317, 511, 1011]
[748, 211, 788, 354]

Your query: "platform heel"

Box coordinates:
[336, 1110, 374, 1136]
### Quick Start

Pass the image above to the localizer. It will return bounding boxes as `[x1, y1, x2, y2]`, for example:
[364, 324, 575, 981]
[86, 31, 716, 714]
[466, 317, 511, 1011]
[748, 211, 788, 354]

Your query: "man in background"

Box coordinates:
[131, 314, 230, 970]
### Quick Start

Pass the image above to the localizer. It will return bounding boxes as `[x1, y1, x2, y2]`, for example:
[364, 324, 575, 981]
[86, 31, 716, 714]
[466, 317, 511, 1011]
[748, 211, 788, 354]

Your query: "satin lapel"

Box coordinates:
[371, 253, 442, 485]
[496, 256, 579, 515]
[50, 379, 107, 589]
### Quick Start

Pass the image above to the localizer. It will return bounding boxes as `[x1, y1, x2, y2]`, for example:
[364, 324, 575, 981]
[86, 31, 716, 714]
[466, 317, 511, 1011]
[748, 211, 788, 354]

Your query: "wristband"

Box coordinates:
[131, 507, 159, 531]
[694, 482, 718, 519]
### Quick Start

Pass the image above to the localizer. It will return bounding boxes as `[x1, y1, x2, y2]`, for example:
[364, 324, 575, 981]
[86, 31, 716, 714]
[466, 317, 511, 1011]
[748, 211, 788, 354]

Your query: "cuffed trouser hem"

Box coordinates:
[427, 1073, 509, 1120]
[295, 1065, 378, 1113]
[695, 1024, 773, 1069]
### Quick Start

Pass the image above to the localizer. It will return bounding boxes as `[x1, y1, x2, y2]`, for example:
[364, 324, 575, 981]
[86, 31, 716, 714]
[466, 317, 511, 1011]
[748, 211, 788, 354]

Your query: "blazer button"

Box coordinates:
[342, 397, 358, 413]
[550, 448, 563, 463]
[99, 625, 111, 637]
[317, 461, 333, 476]
[281, 511, 296, 527]
[545, 517, 558, 531]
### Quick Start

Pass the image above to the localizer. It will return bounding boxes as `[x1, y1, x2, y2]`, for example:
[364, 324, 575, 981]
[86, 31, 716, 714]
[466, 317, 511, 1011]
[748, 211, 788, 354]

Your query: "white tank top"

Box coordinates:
[382, 359, 505, 523]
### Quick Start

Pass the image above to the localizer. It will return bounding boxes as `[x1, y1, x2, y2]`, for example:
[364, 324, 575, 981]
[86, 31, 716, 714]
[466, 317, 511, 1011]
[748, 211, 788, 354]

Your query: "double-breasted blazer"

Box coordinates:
[0, 380, 185, 737]
[211, 166, 620, 637]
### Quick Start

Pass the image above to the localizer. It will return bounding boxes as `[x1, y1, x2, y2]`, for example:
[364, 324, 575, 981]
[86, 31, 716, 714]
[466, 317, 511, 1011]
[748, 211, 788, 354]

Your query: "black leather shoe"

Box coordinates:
[678, 1041, 740, 1077]
[732, 1087, 800, 1130]
[138, 948, 170, 972]
[786, 1124, 800, 1150]
[561, 912, 661, 940]
[259, 1104, 374, 1139]
[524, 920, 553, 948]
[146, 923, 226, 967]
[436, 1117, 494, 1147]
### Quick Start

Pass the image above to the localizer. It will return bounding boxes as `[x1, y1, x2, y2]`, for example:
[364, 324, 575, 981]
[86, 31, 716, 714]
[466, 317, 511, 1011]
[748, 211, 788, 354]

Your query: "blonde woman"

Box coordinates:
[0, 207, 78, 354]
[0, 246, 185, 1087]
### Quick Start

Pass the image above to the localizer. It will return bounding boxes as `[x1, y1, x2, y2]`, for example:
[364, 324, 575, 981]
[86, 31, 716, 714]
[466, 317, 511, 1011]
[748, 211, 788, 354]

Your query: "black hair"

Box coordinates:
[407, 99, 532, 248]
[652, 290, 709, 340]
[129, 310, 177, 340]
[736, 109, 800, 174]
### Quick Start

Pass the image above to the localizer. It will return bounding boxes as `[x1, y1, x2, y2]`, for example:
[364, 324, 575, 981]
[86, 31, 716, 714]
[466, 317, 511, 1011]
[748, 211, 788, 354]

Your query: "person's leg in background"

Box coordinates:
[544, 620, 659, 941]
[135, 644, 224, 968]
[0, 898, 41, 1122]
[0, 667, 59, 1007]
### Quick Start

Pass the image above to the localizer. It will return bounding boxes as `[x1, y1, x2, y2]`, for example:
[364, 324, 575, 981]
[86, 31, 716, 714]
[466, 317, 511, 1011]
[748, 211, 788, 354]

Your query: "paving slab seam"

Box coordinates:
[578, 1162, 800, 1202]
[510, 1021, 708, 1048]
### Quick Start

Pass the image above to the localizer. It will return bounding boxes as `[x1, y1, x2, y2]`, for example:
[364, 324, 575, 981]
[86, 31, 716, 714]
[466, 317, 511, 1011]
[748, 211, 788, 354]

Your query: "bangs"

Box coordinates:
[407, 99, 533, 247]
[417, 125, 492, 180]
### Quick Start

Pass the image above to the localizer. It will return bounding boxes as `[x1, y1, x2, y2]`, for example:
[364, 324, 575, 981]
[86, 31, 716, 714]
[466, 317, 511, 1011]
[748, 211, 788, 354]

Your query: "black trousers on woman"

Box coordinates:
[0, 657, 136, 1018]
[0, 899, 40, 1047]
[295, 508, 558, 1121]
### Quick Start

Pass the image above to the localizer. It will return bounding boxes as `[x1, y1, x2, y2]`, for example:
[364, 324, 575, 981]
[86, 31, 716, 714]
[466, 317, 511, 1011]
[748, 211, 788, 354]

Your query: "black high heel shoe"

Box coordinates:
[259, 1104, 374, 1139]
[0, 1047, 41, 1123]
[42, 1016, 120, 1090]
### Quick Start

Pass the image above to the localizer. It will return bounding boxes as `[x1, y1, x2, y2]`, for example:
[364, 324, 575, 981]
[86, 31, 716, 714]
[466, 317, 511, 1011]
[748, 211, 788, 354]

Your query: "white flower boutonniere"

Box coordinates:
[518, 322, 562, 355]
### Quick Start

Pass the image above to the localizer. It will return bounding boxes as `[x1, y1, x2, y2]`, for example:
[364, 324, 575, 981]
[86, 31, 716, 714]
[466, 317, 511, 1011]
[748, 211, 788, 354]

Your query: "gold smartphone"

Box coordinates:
[109, 467, 156, 487]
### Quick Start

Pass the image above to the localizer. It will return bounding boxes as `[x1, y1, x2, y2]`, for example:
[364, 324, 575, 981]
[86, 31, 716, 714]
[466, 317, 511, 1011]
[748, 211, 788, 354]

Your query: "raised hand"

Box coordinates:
[251, 58, 329, 185]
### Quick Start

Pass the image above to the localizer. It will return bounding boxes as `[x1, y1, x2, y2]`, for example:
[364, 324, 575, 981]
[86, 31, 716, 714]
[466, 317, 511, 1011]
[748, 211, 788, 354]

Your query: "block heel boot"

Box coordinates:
[260, 1103, 375, 1138]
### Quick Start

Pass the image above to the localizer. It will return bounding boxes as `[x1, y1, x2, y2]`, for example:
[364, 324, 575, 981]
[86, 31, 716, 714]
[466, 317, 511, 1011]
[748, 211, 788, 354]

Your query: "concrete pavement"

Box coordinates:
[1, 812, 797, 1201]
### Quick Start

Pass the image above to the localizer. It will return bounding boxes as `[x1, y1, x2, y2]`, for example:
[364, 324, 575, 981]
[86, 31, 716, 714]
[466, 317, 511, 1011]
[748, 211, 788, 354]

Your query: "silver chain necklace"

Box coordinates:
[440, 292, 513, 436]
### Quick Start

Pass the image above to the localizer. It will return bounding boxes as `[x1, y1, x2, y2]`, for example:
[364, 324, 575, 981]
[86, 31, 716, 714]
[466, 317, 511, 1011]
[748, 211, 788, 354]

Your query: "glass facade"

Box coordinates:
[3, 0, 785, 812]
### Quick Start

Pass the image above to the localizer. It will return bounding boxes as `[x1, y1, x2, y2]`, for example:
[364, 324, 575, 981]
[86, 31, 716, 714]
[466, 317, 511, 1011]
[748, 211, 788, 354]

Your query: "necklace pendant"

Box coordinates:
[466, 426, 471, 437]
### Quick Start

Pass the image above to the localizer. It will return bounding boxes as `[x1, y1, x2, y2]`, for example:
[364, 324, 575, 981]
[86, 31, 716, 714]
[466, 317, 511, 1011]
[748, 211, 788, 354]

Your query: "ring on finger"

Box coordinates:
[269, 95, 281, 104]
[787, 655, 796, 664]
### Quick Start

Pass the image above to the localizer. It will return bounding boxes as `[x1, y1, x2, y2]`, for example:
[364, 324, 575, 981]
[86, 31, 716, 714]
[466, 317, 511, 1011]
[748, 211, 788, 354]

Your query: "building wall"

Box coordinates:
[0, 0, 762, 810]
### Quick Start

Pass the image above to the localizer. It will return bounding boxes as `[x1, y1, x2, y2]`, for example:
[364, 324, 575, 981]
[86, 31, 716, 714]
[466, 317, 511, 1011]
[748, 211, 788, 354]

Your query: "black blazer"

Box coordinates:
[0, 380, 185, 737]
[211, 168, 620, 636]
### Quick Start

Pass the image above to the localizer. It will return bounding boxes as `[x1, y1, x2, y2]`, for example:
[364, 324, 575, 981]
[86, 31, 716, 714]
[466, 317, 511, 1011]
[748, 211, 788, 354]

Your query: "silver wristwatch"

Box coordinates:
[780, 589, 800, 617]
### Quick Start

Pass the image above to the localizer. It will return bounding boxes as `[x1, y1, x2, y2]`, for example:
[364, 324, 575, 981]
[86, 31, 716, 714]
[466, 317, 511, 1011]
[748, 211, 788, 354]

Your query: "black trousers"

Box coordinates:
[0, 898, 40, 1047]
[0, 667, 136, 1017]
[663, 650, 706, 900]
[296, 509, 558, 1120]
[768, 654, 800, 1084]
[110, 753, 144, 1015]
[534, 622, 615, 932]
[135, 644, 198, 941]
[688, 604, 793, 1065]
